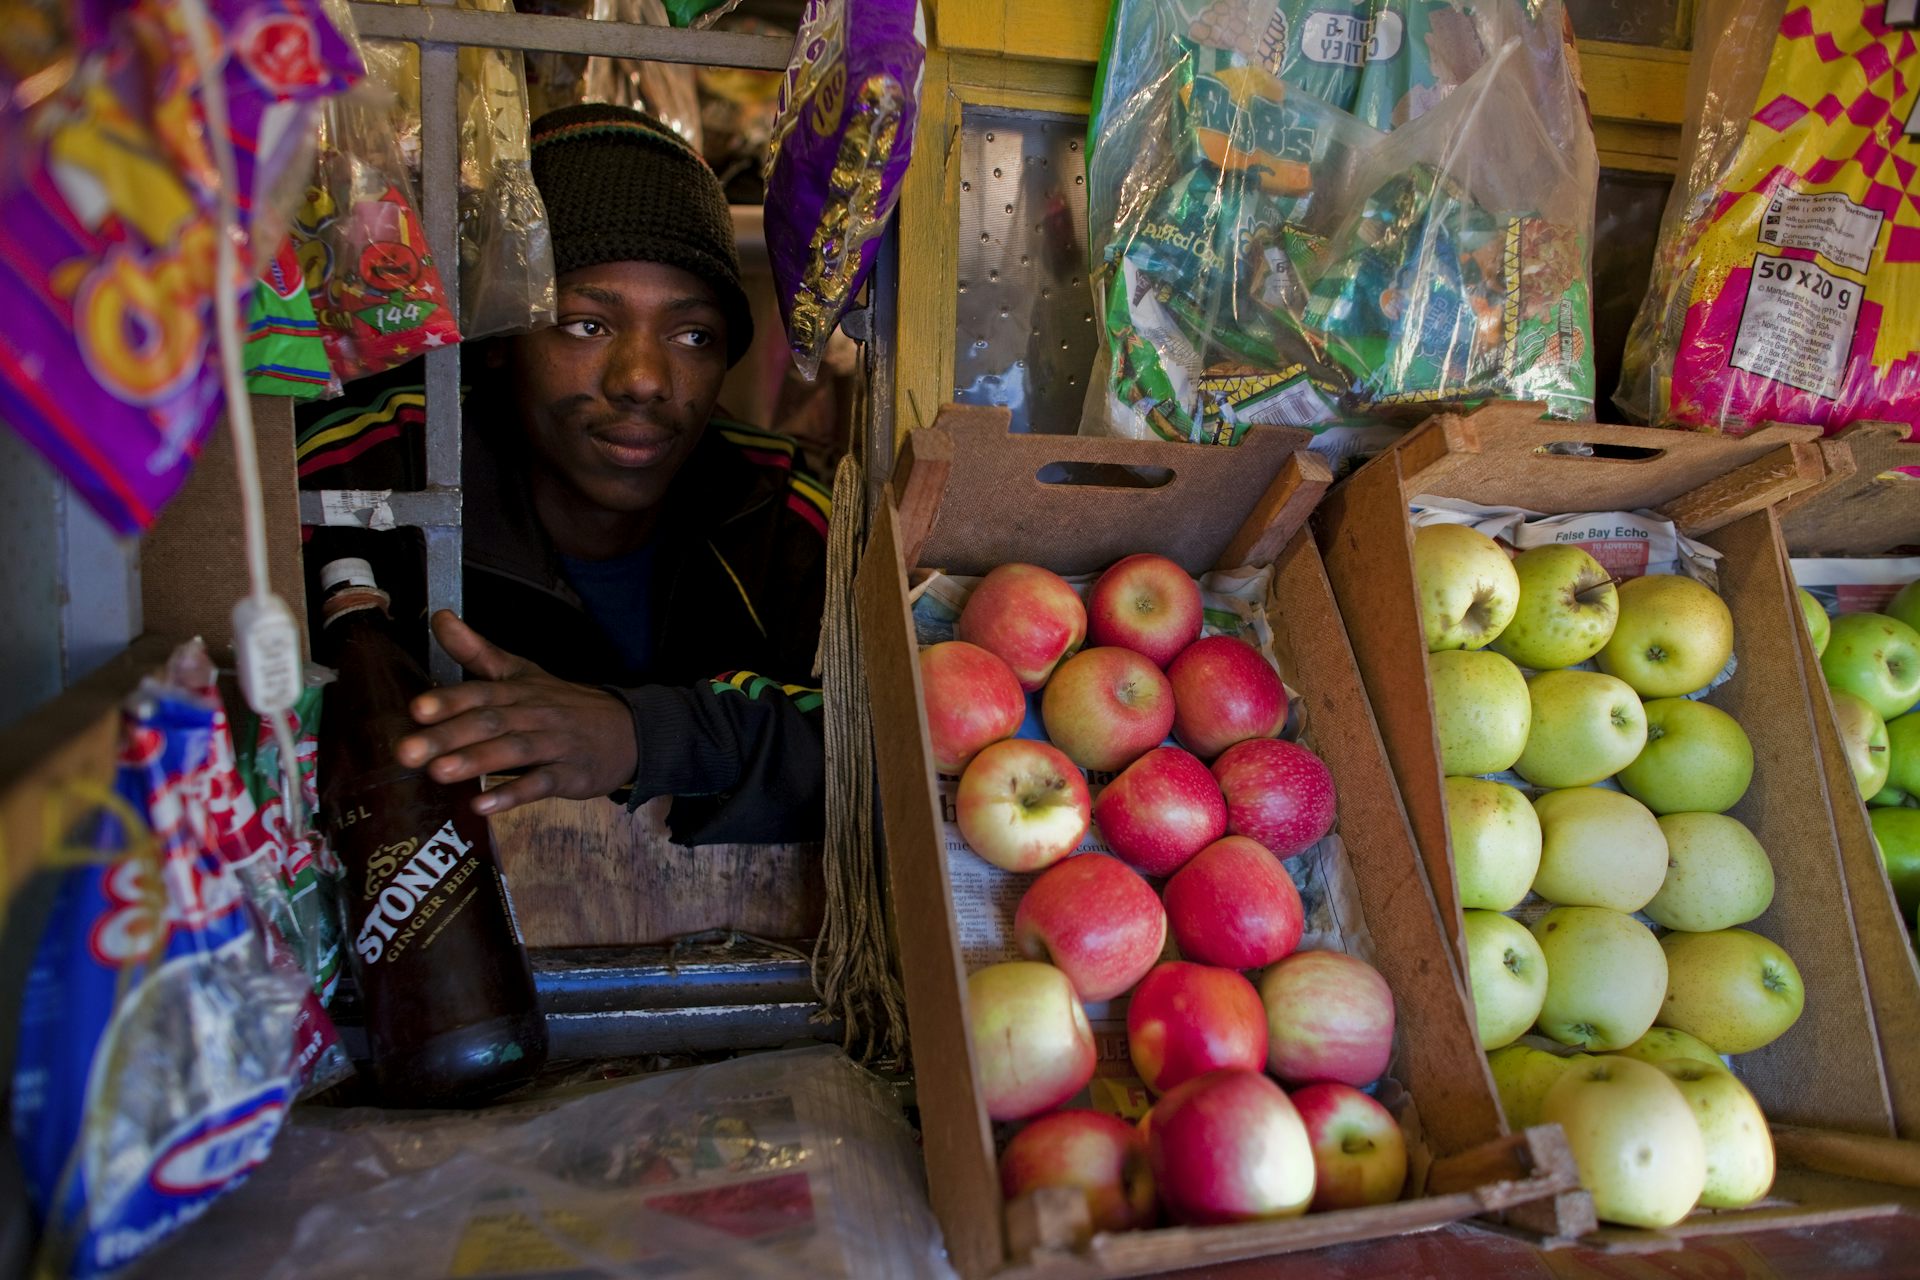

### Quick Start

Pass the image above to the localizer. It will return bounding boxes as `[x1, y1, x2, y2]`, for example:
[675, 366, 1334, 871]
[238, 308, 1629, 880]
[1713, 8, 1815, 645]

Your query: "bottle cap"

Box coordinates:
[319, 558, 379, 593]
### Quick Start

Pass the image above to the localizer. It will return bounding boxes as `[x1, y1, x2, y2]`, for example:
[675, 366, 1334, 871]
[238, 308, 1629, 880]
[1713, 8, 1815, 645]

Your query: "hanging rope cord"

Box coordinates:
[811, 451, 907, 1067]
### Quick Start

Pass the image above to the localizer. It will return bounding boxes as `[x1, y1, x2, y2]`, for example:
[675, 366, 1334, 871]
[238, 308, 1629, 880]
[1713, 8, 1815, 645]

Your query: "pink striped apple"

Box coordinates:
[919, 641, 1027, 774]
[999, 1109, 1156, 1233]
[1163, 836, 1304, 970]
[1212, 737, 1336, 859]
[1147, 1070, 1315, 1225]
[1127, 961, 1268, 1096]
[1291, 1082, 1408, 1210]
[1259, 951, 1395, 1088]
[957, 563, 1087, 691]
[1042, 647, 1177, 773]
[1092, 746, 1227, 877]
[1015, 854, 1167, 1001]
[1088, 554, 1203, 668]
[1168, 635, 1289, 759]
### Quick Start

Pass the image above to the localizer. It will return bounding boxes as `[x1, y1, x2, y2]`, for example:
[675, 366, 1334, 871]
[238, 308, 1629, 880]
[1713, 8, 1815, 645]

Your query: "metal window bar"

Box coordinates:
[300, 1, 793, 684]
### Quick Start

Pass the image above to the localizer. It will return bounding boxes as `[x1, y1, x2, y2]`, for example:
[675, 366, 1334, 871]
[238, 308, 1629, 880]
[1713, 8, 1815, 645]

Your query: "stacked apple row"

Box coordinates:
[1798, 580, 1920, 934]
[925, 554, 1406, 1231]
[1417, 524, 1796, 1229]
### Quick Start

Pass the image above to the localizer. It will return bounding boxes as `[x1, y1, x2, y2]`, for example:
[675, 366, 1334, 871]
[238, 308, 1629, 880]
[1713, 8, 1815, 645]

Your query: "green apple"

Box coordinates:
[1871, 784, 1916, 808]
[1655, 1057, 1775, 1210]
[1429, 649, 1531, 776]
[1660, 929, 1806, 1054]
[1415, 522, 1520, 652]
[1831, 692, 1893, 801]
[1798, 588, 1831, 658]
[1889, 581, 1920, 636]
[1540, 1055, 1706, 1228]
[1531, 787, 1669, 913]
[1886, 711, 1920, 797]
[1645, 813, 1774, 933]
[1514, 671, 1649, 789]
[1615, 1026, 1725, 1070]
[1447, 777, 1542, 911]
[1597, 574, 1735, 699]
[1617, 698, 1755, 815]
[1821, 612, 1920, 721]
[1463, 910, 1549, 1049]
[1488, 1043, 1588, 1129]
[1870, 807, 1920, 920]
[1490, 545, 1619, 670]
[1531, 907, 1668, 1051]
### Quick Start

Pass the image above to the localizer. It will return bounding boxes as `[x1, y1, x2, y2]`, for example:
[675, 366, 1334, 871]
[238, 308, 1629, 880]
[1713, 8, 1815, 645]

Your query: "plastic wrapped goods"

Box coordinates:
[1618, 0, 1920, 438]
[1084, 0, 1597, 446]
[763, 0, 926, 379]
[0, 0, 359, 532]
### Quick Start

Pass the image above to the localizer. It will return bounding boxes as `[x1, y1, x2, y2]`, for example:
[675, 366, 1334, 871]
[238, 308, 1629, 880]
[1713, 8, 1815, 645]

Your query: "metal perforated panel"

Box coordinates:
[953, 108, 1099, 435]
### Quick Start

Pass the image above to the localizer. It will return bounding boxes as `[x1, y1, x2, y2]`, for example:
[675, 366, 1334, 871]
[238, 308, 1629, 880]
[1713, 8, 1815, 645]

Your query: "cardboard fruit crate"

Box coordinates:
[1313, 402, 1919, 1241]
[1777, 423, 1920, 1145]
[855, 405, 1582, 1279]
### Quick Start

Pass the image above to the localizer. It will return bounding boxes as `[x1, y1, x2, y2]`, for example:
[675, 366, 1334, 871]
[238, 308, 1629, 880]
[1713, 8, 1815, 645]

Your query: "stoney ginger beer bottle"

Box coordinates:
[317, 558, 547, 1104]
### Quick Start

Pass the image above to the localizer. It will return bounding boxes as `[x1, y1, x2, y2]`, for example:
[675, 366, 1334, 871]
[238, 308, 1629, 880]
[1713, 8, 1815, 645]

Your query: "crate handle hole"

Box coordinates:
[1533, 441, 1668, 463]
[1035, 461, 1174, 489]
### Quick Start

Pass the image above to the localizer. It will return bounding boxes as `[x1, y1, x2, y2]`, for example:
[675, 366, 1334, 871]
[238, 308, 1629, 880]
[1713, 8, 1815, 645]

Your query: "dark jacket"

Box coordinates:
[299, 361, 830, 846]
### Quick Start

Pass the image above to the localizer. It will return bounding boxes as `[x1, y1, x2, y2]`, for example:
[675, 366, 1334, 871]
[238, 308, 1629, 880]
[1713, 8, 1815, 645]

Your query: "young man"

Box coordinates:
[315, 104, 830, 844]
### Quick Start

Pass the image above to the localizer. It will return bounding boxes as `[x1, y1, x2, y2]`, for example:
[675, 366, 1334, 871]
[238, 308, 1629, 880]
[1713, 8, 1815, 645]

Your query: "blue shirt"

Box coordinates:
[558, 542, 658, 680]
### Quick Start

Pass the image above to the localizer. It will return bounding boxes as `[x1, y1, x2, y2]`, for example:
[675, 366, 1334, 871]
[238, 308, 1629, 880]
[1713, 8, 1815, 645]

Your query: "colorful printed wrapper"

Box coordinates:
[0, 0, 359, 533]
[10, 665, 311, 1279]
[763, 0, 925, 380]
[1618, 0, 1920, 439]
[1084, 0, 1597, 445]
[245, 237, 338, 398]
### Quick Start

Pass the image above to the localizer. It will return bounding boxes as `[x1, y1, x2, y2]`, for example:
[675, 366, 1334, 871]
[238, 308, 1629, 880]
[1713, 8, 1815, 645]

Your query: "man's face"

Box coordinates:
[507, 260, 730, 516]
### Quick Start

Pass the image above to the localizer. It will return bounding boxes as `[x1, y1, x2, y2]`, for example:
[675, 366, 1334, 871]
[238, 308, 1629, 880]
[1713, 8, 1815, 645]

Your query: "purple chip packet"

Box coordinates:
[0, 0, 359, 533]
[763, 0, 925, 380]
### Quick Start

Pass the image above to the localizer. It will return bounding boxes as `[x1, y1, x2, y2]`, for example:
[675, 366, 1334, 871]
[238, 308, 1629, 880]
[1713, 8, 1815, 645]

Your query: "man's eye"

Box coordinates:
[674, 329, 716, 349]
[559, 318, 607, 338]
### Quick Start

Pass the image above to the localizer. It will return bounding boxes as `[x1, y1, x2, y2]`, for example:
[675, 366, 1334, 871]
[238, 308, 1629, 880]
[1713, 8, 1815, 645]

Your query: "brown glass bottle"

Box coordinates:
[316, 557, 547, 1105]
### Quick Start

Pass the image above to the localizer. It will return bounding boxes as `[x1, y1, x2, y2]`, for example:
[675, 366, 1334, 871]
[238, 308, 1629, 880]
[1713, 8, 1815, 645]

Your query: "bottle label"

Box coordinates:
[353, 818, 483, 965]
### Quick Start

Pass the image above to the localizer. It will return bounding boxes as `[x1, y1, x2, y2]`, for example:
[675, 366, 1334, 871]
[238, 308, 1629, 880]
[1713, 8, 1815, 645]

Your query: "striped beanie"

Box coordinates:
[529, 104, 753, 365]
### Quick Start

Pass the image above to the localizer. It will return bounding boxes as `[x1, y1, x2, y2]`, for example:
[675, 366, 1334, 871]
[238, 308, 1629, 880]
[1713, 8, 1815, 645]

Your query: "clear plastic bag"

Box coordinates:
[127, 1048, 956, 1280]
[1082, 0, 1597, 446]
[360, 0, 557, 339]
[521, 0, 706, 152]
[1616, 0, 1920, 438]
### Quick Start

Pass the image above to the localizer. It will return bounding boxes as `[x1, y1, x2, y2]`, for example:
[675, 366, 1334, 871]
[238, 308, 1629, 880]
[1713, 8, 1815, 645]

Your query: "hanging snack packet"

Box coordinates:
[0, 0, 359, 532]
[11, 662, 310, 1279]
[763, 0, 926, 379]
[245, 237, 338, 398]
[1618, 0, 1920, 437]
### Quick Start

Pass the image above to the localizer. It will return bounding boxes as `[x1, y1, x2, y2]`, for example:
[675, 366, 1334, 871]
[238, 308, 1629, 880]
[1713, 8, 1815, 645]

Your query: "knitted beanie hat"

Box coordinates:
[529, 104, 753, 366]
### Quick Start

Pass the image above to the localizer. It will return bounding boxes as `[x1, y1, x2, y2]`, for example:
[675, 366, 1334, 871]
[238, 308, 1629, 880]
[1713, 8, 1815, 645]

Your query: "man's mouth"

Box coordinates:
[589, 427, 679, 469]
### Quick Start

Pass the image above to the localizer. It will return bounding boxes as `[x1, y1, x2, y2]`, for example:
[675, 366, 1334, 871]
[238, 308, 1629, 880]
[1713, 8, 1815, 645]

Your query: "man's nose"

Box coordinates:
[604, 330, 671, 404]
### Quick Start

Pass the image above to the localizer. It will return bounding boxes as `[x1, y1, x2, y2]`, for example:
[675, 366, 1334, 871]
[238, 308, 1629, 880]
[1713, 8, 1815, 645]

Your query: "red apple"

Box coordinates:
[1147, 1069, 1315, 1225]
[1127, 961, 1268, 1095]
[999, 1109, 1157, 1234]
[1259, 951, 1395, 1088]
[919, 641, 1028, 774]
[1041, 647, 1177, 773]
[1092, 746, 1227, 877]
[957, 563, 1088, 692]
[1015, 854, 1167, 1001]
[1163, 836, 1304, 970]
[1087, 553, 1203, 668]
[1168, 635, 1289, 759]
[968, 961, 1097, 1122]
[1291, 1083, 1408, 1211]
[957, 739, 1092, 873]
[1212, 738, 1336, 859]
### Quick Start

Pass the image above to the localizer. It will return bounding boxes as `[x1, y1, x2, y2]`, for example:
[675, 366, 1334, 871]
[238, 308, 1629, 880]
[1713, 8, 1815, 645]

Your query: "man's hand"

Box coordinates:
[396, 611, 639, 816]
